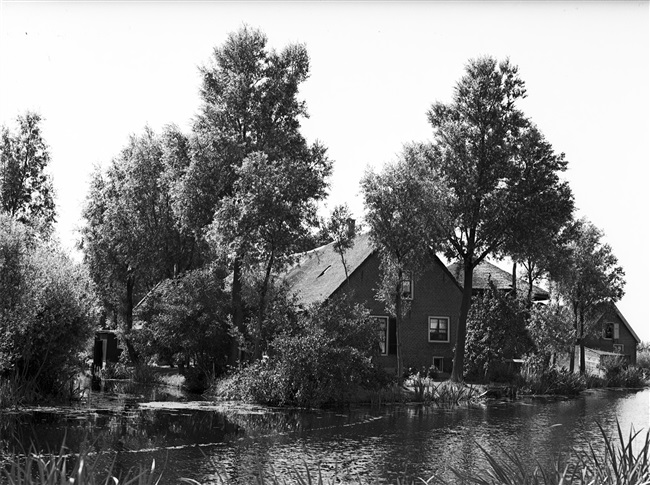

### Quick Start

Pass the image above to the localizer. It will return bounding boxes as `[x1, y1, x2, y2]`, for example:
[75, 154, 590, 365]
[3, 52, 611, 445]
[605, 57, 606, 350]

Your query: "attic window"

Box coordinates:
[317, 265, 332, 278]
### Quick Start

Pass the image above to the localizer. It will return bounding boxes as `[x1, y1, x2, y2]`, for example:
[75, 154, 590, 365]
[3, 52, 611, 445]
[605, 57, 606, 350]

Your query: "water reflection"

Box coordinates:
[0, 384, 648, 484]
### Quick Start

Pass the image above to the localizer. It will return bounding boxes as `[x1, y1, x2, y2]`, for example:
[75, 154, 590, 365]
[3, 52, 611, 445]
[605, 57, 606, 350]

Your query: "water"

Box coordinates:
[1, 380, 648, 484]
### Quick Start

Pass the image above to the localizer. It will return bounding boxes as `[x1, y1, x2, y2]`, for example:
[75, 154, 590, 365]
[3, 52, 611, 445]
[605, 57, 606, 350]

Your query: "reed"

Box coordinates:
[1, 444, 162, 485]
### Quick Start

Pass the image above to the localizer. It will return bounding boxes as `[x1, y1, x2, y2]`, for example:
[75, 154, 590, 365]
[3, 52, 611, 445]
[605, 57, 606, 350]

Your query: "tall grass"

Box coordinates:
[1, 444, 162, 485]
[455, 422, 649, 485]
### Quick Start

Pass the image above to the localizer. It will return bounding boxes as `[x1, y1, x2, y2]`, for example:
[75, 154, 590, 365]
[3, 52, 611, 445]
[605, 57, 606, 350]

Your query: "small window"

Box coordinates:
[613, 343, 624, 354]
[429, 316, 450, 343]
[372, 316, 389, 355]
[604, 322, 620, 340]
[401, 272, 413, 300]
[432, 356, 444, 372]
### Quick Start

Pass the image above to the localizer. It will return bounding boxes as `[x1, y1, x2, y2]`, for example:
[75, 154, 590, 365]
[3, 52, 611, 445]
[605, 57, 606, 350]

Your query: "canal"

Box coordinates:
[1, 381, 648, 484]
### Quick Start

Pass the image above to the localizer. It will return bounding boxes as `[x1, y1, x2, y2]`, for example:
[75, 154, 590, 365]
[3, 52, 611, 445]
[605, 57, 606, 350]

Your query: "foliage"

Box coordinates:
[464, 283, 533, 382]
[133, 265, 231, 379]
[554, 218, 625, 374]
[360, 143, 450, 379]
[1, 444, 162, 485]
[321, 203, 357, 282]
[517, 367, 586, 396]
[454, 422, 649, 485]
[211, 296, 388, 407]
[425, 57, 574, 382]
[80, 127, 197, 363]
[599, 356, 647, 388]
[637, 343, 650, 377]
[525, 296, 574, 370]
[0, 214, 97, 401]
[207, 148, 331, 359]
[0, 112, 56, 237]
[177, 26, 331, 364]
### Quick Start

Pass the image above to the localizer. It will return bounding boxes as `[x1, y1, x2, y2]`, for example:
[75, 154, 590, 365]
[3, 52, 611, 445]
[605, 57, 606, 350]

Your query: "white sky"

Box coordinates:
[1, 1, 648, 342]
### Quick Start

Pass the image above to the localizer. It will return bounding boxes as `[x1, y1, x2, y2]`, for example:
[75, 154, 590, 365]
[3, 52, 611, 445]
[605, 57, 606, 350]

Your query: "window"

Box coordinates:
[373, 316, 389, 355]
[613, 344, 624, 354]
[428, 316, 450, 343]
[604, 322, 620, 340]
[432, 356, 444, 372]
[401, 272, 413, 300]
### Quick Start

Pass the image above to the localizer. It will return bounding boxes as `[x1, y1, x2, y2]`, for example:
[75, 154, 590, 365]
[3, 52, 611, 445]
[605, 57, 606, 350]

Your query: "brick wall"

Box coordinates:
[583, 309, 638, 365]
[336, 252, 463, 374]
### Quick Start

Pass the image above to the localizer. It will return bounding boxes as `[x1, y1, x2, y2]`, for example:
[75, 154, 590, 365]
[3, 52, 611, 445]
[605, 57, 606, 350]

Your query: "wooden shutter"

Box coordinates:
[613, 323, 620, 339]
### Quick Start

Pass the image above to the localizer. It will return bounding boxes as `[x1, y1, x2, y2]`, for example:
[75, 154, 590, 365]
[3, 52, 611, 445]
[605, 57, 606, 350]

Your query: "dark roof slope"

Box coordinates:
[282, 232, 375, 307]
[446, 260, 549, 301]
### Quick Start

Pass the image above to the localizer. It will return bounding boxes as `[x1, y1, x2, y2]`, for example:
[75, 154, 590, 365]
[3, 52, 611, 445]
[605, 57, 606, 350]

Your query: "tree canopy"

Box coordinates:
[426, 57, 574, 381]
[80, 128, 196, 362]
[0, 112, 56, 237]
[360, 143, 450, 379]
[555, 217, 625, 374]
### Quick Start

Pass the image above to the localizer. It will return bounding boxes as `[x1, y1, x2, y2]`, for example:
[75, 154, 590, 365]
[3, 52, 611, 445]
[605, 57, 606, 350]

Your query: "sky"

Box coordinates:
[1, 1, 648, 342]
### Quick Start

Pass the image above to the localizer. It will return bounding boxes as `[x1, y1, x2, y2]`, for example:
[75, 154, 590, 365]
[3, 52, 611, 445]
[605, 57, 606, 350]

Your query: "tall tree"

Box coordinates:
[426, 57, 573, 382]
[0, 112, 56, 236]
[503, 126, 574, 301]
[181, 26, 323, 364]
[555, 218, 625, 375]
[80, 128, 196, 362]
[361, 143, 450, 380]
[207, 149, 331, 359]
[323, 203, 357, 283]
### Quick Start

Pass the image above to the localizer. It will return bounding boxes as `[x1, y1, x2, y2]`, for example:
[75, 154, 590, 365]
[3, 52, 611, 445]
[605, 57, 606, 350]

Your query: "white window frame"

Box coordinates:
[428, 316, 450, 343]
[613, 343, 624, 354]
[432, 356, 444, 372]
[401, 271, 413, 300]
[372, 315, 389, 356]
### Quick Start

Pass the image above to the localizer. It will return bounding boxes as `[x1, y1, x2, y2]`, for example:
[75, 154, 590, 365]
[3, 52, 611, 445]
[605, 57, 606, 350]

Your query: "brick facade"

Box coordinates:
[331, 251, 463, 375]
[583, 307, 639, 365]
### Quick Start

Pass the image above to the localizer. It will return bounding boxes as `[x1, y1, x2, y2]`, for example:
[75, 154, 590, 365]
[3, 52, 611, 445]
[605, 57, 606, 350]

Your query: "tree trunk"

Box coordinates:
[511, 261, 517, 296]
[569, 307, 578, 373]
[228, 255, 245, 366]
[254, 252, 275, 360]
[451, 257, 473, 382]
[395, 268, 403, 384]
[124, 271, 140, 364]
[579, 312, 586, 375]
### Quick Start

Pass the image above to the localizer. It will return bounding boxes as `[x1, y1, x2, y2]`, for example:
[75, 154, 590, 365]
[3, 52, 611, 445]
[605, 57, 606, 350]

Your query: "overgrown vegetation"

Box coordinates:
[0, 215, 97, 403]
[211, 296, 389, 407]
[0, 445, 162, 485]
[464, 284, 533, 382]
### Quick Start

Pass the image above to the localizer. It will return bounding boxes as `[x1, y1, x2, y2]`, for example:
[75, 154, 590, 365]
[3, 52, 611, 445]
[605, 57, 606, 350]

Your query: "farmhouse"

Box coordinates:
[283, 232, 640, 375]
[283, 232, 463, 376]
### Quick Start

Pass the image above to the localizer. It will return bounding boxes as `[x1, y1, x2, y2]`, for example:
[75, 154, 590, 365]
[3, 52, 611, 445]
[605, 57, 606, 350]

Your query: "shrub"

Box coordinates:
[132, 265, 231, 378]
[635, 343, 650, 378]
[600, 355, 648, 388]
[0, 215, 98, 401]
[210, 296, 389, 407]
[465, 283, 533, 382]
[519, 367, 586, 396]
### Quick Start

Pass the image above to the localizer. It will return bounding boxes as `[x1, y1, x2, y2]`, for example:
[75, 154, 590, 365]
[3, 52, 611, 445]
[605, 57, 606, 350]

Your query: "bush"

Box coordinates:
[600, 356, 647, 388]
[0, 215, 97, 401]
[465, 283, 533, 382]
[210, 296, 389, 407]
[519, 367, 586, 396]
[132, 265, 231, 377]
[636, 343, 650, 378]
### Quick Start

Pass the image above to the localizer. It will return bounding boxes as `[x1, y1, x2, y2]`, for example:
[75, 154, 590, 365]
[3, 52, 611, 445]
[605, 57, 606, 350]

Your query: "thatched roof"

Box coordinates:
[446, 260, 549, 301]
[282, 232, 375, 307]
